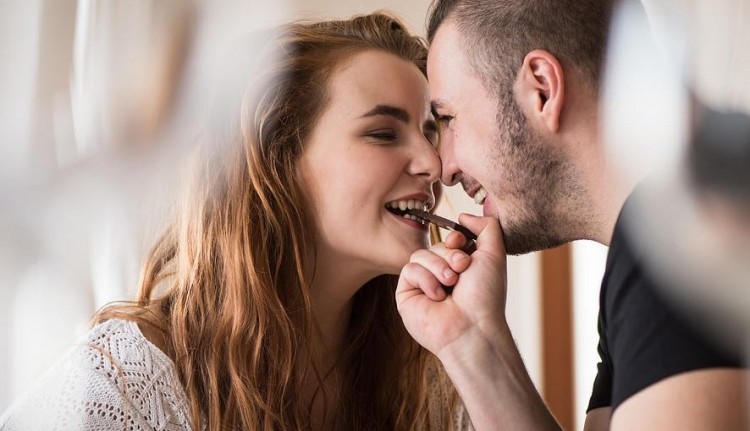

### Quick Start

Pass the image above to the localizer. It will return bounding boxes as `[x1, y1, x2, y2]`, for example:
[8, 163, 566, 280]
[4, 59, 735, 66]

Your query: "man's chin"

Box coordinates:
[503, 229, 567, 256]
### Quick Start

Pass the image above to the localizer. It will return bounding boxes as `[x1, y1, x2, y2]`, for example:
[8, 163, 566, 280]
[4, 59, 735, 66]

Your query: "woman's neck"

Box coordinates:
[306, 247, 378, 369]
[303, 248, 383, 428]
[302, 261, 361, 430]
[306, 265, 357, 373]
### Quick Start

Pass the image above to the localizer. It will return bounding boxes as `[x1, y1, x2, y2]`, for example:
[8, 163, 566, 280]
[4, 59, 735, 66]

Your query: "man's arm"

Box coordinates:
[396, 215, 560, 430]
[582, 369, 749, 431]
[437, 321, 562, 430]
[612, 369, 748, 430]
[584, 407, 612, 431]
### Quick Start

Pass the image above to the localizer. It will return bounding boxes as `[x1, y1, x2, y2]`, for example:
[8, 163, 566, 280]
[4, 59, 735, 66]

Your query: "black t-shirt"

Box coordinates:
[587, 200, 744, 412]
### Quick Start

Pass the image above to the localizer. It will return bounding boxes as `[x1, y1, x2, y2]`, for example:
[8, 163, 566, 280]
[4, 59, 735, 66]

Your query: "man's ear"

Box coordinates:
[516, 49, 564, 133]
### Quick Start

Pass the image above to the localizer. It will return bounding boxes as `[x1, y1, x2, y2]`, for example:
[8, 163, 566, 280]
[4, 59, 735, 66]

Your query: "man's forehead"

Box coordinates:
[428, 21, 462, 64]
[427, 21, 466, 106]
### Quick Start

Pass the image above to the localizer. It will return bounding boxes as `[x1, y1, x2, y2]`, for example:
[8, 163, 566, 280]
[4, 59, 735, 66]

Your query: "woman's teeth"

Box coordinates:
[474, 187, 487, 205]
[387, 200, 428, 211]
[386, 200, 428, 223]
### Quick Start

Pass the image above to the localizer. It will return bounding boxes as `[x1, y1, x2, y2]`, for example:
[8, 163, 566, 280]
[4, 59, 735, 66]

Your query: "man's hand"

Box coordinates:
[397, 214, 562, 430]
[395, 214, 508, 360]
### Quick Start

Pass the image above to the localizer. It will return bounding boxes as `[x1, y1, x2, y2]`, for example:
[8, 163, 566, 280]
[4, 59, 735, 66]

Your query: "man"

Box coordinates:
[395, 0, 747, 429]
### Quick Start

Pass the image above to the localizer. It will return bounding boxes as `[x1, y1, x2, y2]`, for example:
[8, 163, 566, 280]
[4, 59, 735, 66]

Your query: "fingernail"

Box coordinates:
[442, 268, 456, 280]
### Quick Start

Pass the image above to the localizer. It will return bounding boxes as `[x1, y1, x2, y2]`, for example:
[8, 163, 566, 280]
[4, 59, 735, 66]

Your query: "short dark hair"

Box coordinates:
[427, 0, 614, 93]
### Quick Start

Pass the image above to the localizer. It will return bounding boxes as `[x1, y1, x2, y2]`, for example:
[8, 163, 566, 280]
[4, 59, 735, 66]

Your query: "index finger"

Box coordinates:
[457, 213, 506, 256]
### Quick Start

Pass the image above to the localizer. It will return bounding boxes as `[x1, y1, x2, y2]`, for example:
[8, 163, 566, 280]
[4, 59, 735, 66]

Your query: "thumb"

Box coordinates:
[458, 213, 506, 256]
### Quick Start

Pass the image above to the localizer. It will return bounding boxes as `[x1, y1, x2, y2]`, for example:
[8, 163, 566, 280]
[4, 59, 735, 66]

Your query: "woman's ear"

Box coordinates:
[515, 49, 565, 133]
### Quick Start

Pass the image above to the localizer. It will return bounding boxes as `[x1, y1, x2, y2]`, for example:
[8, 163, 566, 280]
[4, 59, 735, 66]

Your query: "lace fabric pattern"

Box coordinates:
[0, 319, 193, 430]
[1, 319, 473, 430]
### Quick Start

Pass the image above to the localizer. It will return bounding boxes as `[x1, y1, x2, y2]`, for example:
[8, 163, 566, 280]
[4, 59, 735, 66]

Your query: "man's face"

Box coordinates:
[428, 21, 578, 254]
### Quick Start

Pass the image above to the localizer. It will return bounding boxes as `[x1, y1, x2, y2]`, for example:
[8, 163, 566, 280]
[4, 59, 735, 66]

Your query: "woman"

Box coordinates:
[0, 12, 469, 430]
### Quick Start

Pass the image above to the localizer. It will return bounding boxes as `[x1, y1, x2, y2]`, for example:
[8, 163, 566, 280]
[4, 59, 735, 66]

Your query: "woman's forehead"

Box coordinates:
[325, 50, 430, 119]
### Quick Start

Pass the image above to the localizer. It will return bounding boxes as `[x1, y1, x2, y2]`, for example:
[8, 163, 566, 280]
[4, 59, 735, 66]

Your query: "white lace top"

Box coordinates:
[1, 319, 472, 430]
[0, 319, 193, 430]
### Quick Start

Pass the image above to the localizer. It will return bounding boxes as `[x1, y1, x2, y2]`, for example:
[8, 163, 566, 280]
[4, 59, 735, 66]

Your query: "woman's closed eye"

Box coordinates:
[365, 129, 398, 142]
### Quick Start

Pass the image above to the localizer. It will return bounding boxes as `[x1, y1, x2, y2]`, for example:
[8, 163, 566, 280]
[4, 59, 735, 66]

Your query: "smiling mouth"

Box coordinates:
[467, 186, 487, 205]
[385, 199, 430, 223]
[386, 205, 478, 250]
[474, 187, 487, 205]
[386, 206, 425, 223]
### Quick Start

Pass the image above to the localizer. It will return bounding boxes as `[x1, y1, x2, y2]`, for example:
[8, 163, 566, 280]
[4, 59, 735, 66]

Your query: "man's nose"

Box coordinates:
[439, 133, 461, 186]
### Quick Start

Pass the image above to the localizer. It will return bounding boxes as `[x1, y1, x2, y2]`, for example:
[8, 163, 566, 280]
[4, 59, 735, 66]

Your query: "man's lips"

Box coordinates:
[463, 182, 487, 205]
[481, 193, 496, 217]
[463, 181, 481, 198]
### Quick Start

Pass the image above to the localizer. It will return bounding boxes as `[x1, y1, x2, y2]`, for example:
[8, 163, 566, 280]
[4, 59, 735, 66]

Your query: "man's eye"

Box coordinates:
[436, 115, 454, 129]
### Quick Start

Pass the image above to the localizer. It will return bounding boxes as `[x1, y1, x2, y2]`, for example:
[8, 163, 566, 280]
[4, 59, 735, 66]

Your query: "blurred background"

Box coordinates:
[0, 0, 748, 429]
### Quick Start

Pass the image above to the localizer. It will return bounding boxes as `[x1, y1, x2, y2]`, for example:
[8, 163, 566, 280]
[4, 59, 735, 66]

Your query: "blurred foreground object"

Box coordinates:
[603, 0, 750, 353]
[0, 0, 289, 411]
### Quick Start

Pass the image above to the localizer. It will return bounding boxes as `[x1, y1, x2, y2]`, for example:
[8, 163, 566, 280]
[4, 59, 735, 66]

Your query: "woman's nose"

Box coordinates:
[407, 138, 441, 183]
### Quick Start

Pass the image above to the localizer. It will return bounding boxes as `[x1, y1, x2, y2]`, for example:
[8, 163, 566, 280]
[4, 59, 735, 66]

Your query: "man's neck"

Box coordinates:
[580, 143, 638, 246]
[564, 112, 638, 246]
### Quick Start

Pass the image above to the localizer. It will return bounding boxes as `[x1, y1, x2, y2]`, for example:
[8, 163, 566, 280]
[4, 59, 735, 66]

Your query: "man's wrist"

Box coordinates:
[437, 317, 514, 369]
[436, 319, 562, 431]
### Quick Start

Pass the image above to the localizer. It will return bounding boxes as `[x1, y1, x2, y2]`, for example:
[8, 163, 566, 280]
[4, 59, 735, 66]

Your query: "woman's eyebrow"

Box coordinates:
[360, 104, 410, 123]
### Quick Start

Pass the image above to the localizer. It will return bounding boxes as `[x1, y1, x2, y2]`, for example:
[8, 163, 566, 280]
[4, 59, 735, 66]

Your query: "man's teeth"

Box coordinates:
[474, 187, 488, 205]
[386, 200, 428, 223]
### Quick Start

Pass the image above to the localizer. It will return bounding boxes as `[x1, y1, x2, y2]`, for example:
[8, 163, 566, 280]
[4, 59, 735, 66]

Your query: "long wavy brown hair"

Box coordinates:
[95, 12, 461, 430]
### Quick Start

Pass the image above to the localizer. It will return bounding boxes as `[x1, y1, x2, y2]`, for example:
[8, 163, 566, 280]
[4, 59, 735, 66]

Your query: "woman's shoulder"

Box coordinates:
[86, 318, 172, 363]
[0, 319, 193, 430]
[84, 318, 181, 386]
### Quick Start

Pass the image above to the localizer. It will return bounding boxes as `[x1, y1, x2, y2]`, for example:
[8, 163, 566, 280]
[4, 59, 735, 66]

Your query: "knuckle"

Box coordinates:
[401, 262, 422, 277]
[410, 249, 431, 262]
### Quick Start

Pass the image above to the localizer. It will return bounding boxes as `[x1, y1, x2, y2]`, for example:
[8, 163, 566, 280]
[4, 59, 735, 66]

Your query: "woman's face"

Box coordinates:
[298, 49, 440, 277]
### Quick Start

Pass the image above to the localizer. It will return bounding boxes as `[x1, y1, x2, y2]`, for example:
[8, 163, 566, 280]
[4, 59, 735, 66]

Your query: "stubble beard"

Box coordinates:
[491, 97, 585, 255]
